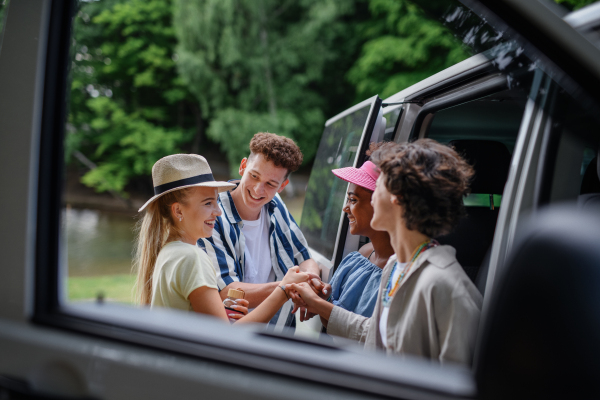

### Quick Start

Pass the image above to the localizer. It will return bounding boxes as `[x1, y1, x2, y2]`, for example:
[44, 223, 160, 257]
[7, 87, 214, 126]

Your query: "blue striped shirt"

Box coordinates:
[197, 182, 311, 328]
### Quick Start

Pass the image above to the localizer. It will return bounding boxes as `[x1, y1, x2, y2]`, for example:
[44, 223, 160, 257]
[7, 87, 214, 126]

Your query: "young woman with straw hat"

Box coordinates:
[134, 154, 310, 323]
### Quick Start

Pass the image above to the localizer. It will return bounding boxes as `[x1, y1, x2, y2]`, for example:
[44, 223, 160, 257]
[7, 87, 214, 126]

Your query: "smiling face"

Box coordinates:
[172, 186, 222, 244]
[343, 183, 375, 236]
[232, 153, 289, 220]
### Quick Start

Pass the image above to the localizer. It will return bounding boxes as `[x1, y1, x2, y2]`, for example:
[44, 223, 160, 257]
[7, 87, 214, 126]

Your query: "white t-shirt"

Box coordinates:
[242, 207, 274, 284]
[380, 261, 407, 348]
[151, 241, 219, 311]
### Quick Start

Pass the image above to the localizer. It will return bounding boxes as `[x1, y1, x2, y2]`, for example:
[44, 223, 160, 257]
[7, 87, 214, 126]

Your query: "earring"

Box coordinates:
[179, 216, 182, 222]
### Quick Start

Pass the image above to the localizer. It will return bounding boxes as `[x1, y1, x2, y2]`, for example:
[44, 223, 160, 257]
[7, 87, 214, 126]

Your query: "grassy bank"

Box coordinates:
[68, 274, 136, 304]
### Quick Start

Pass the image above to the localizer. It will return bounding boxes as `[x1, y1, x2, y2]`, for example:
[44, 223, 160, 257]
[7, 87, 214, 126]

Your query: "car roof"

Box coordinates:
[382, 54, 491, 104]
[564, 1, 600, 29]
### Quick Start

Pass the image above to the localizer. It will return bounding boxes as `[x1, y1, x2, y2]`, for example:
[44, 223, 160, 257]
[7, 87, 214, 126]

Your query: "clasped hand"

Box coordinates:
[285, 272, 331, 322]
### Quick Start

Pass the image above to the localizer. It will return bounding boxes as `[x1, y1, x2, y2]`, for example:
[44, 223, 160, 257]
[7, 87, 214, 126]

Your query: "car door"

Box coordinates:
[300, 96, 383, 282]
[405, 0, 600, 304]
[3, 1, 600, 400]
[383, 0, 600, 385]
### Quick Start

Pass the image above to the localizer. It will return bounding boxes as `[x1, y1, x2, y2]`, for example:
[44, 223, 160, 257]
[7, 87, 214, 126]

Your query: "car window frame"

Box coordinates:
[386, 54, 496, 144]
[408, 73, 509, 141]
[381, 59, 554, 345]
[302, 95, 383, 278]
[34, 0, 75, 323]
[332, 96, 383, 270]
[456, 0, 600, 116]
[22, 2, 480, 397]
[23, 0, 600, 398]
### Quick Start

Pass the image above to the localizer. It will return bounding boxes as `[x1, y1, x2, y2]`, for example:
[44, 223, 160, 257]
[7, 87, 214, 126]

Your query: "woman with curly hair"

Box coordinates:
[288, 139, 483, 365]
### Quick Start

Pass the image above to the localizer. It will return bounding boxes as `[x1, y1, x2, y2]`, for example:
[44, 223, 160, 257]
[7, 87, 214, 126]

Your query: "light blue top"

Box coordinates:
[329, 251, 383, 318]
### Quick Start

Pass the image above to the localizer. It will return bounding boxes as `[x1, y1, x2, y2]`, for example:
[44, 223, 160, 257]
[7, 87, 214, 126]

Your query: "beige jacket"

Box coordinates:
[327, 245, 482, 365]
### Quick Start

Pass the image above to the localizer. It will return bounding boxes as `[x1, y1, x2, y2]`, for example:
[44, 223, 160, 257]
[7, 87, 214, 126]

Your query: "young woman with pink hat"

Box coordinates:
[296, 144, 394, 324]
[134, 154, 310, 323]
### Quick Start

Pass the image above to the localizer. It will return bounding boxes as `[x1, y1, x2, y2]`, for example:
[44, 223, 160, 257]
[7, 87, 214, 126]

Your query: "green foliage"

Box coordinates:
[348, 0, 597, 101]
[67, 0, 593, 193]
[0, 0, 9, 35]
[174, 0, 369, 174]
[68, 0, 197, 194]
[348, 0, 471, 100]
[207, 109, 299, 169]
[554, 0, 597, 10]
[80, 96, 187, 193]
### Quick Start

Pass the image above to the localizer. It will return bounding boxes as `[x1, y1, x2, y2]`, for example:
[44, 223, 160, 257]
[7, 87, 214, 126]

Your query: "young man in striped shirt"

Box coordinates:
[198, 133, 323, 328]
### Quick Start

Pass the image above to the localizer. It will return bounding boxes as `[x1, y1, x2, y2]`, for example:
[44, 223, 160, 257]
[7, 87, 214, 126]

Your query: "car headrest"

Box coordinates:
[580, 152, 600, 194]
[475, 205, 600, 399]
[448, 140, 510, 195]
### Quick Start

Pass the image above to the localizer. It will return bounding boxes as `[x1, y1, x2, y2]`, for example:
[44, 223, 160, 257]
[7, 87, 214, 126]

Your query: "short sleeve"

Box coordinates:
[329, 252, 382, 317]
[175, 247, 219, 299]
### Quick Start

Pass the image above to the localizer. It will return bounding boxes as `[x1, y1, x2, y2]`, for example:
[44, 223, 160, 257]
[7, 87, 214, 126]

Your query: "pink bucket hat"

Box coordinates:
[331, 161, 380, 192]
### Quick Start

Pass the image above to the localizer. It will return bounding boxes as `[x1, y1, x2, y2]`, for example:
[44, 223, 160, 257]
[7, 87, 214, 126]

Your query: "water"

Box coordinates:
[62, 196, 305, 302]
[64, 207, 137, 277]
[63, 191, 306, 278]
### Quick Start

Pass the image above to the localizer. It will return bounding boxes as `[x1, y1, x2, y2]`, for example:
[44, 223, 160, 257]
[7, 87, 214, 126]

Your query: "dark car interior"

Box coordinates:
[435, 139, 511, 291]
[422, 90, 527, 295]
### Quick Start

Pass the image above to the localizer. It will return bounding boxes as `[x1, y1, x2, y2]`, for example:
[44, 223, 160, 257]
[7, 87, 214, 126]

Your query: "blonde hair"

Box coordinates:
[133, 188, 194, 305]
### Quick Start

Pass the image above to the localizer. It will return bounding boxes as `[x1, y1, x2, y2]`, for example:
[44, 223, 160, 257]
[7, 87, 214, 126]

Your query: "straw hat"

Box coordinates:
[331, 160, 380, 192]
[138, 154, 236, 212]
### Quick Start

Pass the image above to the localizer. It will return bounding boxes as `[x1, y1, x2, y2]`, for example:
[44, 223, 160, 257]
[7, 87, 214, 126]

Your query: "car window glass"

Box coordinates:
[427, 92, 527, 153]
[300, 100, 376, 261]
[382, 106, 402, 141]
[427, 89, 528, 208]
[37, 0, 600, 390]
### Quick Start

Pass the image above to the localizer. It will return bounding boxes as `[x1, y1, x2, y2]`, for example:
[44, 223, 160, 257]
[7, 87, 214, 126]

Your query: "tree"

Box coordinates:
[68, 0, 199, 195]
[347, 0, 597, 101]
[348, 0, 471, 101]
[173, 0, 370, 173]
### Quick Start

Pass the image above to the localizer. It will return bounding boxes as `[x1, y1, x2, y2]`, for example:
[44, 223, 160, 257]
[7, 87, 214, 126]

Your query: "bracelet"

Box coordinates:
[279, 285, 289, 300]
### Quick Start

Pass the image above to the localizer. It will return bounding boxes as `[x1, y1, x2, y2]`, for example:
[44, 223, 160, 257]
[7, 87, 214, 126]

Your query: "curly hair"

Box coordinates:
[248, 132, 303, 177]
[365, 141, 388, 159]
[370, 139, 474, 237]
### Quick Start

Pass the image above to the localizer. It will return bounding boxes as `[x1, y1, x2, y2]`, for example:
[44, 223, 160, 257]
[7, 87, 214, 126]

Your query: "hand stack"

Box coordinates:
[284, 272, 332, 323]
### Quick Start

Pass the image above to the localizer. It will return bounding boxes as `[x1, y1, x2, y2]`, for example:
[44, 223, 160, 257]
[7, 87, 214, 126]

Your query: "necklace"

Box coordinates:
[382, 239, 438, 307]
[368, 249, 375, 261]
